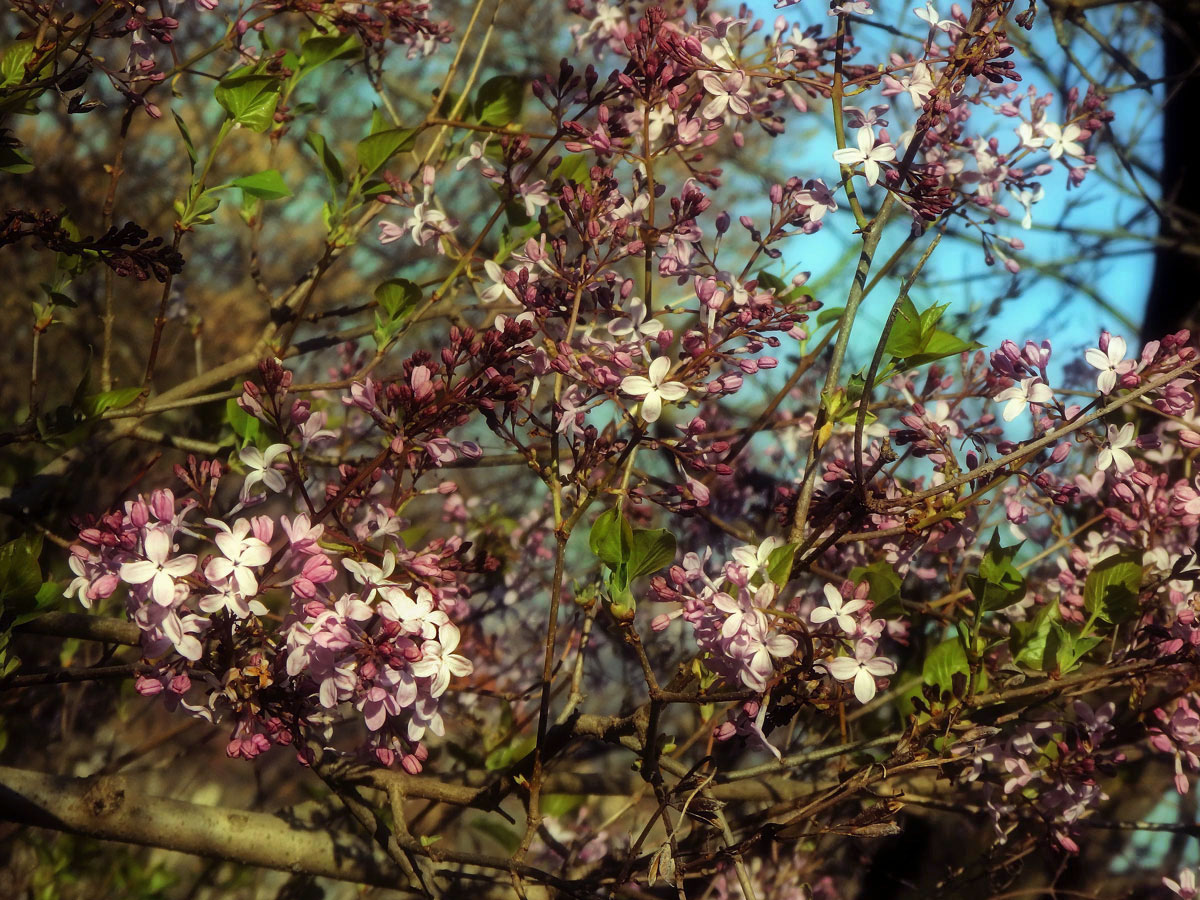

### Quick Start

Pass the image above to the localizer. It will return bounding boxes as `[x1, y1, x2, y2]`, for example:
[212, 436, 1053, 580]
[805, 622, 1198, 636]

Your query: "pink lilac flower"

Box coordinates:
[713, 582, 775, 639]
[620, 356, 689, 423]
[1165, 868, 1198, 899]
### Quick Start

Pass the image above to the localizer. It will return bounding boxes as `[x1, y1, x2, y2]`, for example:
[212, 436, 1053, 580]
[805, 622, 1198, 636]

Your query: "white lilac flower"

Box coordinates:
[993, 377, 1053, 422]
[204, 518, 271, 596]
[1009, 185, 1045, 230]
[1042, 122, 1085, 159]
[411, 622, 474, 697]
[620, 356, 688, 423]
[119, 527, 197, 607]
[914, 1, 956, 32]
[832, 127, 896, 186]
[810, 583, 867, 634]
[825, 641, 897, 704]
[480, 260, 518, 304]
[1084, 334, 1128, 394]
[239, 443, 291, 499]
[1097, 423, 1136, 474]
[608, 297, 663, 341]
[729, 536, 784, 583]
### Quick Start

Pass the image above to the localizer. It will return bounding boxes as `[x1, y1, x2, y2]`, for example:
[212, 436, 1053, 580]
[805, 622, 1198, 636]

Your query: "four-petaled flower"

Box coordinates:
[620, 356, 688, 423]
[1042, 122, 1084, 160]
[1084, 334, 1128, 394]
[1097, 422, 1136, 474]
[411, 622, 474, 697]
[993, 377, 1053, 422]
[825, 641, 897, 703]
[204, 518, 271, 597]
[832, 127, 896, 186]
[120, 527, 197, 607]
[239, 443, 290, 500]
[700, 71, 752, 120]
[810, 584, 867, 634]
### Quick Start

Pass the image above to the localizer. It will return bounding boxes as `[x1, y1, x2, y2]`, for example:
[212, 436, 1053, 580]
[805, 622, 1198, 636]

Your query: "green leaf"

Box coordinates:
[967, 530, 1026, 611]
[214, 70, 280, 132]
[374, 278, 421, 320]
[173, 111, 197, 173]
[81, 387, 141, 418]
[1010, 602, 1056, 670]
[816, 305, 845, 328]
[766, 542, 798, 589]
[11, 581, 61, 627]
[1047, 622, 1102, 675]
[589, 508, 633, 571]
[542, 794, 584, 818]
[883, 296, 924, 358]
[901, 330, 982, 369]
[473, 75, 525, 125]
[551, 153, 590, 185]
[305, 131, 345, 190]
[372, 278, 421, 346]
[1, 41, 34, 87]
[756, 271, 789, 295]
[0, 534, 43, 608]
[628, 528, 677, 579]
[298, 30, 360, 71]
[884, 296, 981, 371]
[0, 141, 33, 174]
[917, 301, 949, 339]
[231, 169, 291, 200]
[356, 127, 417, 177]
[922, 637, 970, 693]
[483, 735, 535, 771]
[225, 397, 260, 448]
[1083, 551, 1142, 625]
[849, 560, 902, 615]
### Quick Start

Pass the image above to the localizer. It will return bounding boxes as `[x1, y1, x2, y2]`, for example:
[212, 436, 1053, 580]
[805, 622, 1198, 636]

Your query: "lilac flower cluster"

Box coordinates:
[65, 475, 474, 771]
[651, 539, 798, 694]
[960, 701, 1122, 852]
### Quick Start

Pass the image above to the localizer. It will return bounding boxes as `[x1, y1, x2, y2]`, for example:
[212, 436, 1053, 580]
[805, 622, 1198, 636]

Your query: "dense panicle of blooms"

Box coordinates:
[23, 0, 1200, 891]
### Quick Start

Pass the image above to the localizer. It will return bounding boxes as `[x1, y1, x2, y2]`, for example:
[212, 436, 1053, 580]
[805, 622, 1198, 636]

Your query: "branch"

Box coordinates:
[13, 611, 141, 646]
[0, 765, 411, 890]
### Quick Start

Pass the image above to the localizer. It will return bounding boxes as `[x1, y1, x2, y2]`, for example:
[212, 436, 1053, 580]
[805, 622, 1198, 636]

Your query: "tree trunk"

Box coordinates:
[1143, 0, 1200, 341]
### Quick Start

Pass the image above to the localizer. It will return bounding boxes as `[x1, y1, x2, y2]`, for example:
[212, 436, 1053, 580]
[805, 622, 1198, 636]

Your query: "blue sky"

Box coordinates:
[737, 0, 1160, 371]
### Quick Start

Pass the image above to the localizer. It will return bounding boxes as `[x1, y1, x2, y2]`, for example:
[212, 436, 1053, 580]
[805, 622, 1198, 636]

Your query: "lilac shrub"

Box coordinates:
[1, 0, 1196, 895]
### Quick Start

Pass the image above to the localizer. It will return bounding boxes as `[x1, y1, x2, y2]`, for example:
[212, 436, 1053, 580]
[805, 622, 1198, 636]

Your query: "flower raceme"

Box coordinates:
[66, 484, 475, 769]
